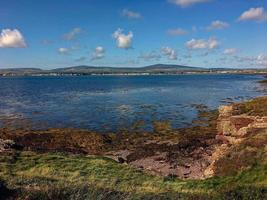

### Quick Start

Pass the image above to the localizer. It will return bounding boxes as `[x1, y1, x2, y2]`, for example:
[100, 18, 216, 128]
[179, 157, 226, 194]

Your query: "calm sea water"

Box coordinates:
[0, 74, 265, 132]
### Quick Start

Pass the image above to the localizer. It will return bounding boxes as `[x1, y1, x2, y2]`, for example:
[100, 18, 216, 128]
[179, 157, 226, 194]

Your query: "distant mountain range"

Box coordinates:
[0, 64, 266, 76]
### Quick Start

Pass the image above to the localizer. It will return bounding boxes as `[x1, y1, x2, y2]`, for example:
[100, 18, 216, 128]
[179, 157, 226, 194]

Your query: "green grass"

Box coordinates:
[0, 151, 266, 199]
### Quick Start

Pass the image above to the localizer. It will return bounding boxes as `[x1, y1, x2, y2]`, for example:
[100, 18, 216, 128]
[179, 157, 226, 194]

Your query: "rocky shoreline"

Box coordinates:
[1, 97, 267, 181]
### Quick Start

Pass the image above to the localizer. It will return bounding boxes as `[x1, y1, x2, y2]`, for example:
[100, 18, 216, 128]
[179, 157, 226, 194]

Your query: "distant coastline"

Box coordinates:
[1, 64, 267, 76]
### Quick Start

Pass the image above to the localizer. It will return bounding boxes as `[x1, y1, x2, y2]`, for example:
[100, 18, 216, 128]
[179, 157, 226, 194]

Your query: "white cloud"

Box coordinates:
[234, 54, 267, 67]
[256, 54, 267, 67]
[224, 48, 237, 55]
[186, 38, 219, 50]
[167, 28, 188, 36]
[169, 0, 210, 8]
[91, 46, 105, 60]
[112, 28, 133, 49]
[0, 29, 26, 48]
[138, 51, 161, 61]
[207, 20, 229, 30]
[58, 47, 70, 54]
[63, 27, 83, 40]
[122, 9, 142, 19]
[161, 47, 177, 60]
[238, 7, 267, 22]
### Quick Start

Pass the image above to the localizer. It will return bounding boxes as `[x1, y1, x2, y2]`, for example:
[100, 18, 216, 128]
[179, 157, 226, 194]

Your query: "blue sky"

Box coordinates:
[0, 0, 267, 69]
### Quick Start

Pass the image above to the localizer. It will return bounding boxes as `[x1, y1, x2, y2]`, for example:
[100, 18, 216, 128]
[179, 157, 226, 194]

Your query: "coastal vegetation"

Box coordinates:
[0, 151, 266, 199]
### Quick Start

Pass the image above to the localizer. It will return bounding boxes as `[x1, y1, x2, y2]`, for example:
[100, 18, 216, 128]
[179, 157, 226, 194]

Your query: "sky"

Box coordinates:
[0, 0, 267, 69]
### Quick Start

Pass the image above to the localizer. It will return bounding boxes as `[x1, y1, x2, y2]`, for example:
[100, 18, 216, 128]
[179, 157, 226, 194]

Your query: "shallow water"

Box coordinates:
[0, 74, 265, 132]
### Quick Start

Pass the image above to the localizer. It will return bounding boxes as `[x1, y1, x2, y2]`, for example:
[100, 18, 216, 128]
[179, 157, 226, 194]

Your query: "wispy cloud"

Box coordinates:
[58, 47, 70, 54]
[161, 47, 177, 60]
[186, 37, 219, 50]
[42, 39, 53, 45]
[138, 51, 161, 61]
[238, 7, 267, 22]
[122, 9, 142, 19]
[207, 20, 229, 30]
[167, 28, 188, 36]
[224, 48, 237, 55]
[112, 28, 133, 49]
[0, 29, 26, 48]
[234, 54, 267, 67]
[169, 0, 211, 8]
[257, 54, 267, 67]
[75, 56, 87, 62]
[63, 27, 83, 40]
[91, 46, 105, 60]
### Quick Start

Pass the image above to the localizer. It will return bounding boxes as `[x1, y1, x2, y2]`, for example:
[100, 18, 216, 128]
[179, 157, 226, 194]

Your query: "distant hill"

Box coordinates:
[142, 64, 205, 71]
[50, 64, 206, 74]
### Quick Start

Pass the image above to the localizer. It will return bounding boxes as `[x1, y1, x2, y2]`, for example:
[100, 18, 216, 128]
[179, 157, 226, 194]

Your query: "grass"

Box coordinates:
[0, 151, 266, 199]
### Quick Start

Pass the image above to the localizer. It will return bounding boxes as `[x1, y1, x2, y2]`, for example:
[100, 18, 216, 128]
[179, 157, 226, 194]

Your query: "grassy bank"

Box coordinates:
[0, 151, 266, 200]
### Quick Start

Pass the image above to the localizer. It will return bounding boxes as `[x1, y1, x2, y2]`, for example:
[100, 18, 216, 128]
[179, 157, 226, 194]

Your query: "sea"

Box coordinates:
[0, 74, 266, 132]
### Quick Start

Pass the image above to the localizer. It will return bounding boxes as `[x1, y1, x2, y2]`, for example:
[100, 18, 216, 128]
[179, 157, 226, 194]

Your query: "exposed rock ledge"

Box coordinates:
[204, 100, 267, 178]
[217, 105, 267, 143]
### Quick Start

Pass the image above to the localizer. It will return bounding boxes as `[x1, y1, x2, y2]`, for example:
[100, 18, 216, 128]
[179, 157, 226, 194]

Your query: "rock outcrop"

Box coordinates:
[216, 104, 267, 145]
[204, 100, 267, 177]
